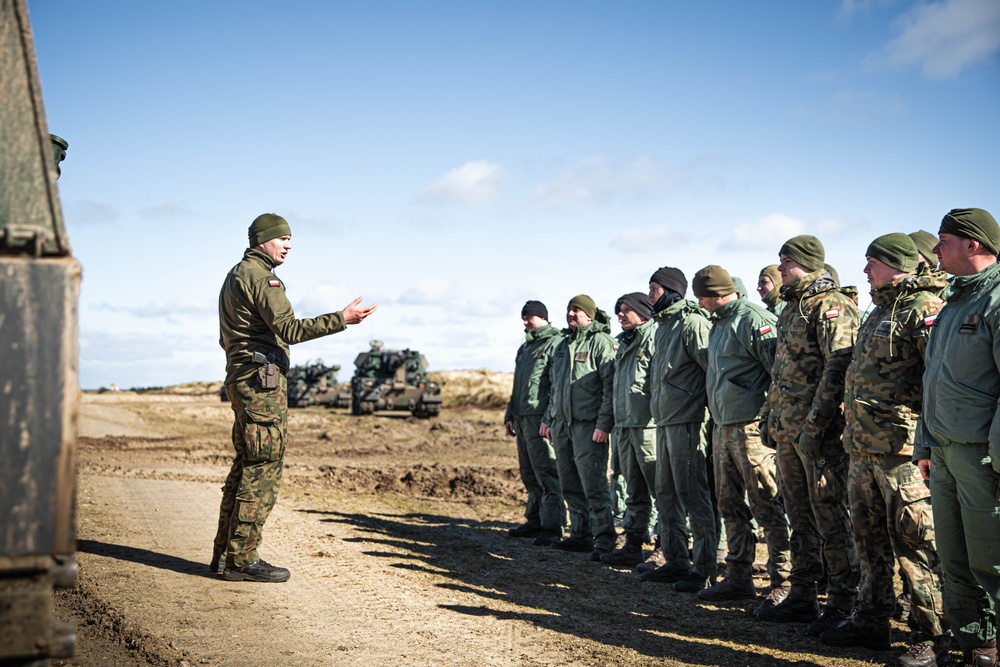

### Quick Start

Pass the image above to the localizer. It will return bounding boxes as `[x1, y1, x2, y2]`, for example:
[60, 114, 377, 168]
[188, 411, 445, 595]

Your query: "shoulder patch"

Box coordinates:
[923, 314, 938, 328]
[758, 324, 772, 335]
[823, 309, 839, 319]
[268, 279, 281, 287]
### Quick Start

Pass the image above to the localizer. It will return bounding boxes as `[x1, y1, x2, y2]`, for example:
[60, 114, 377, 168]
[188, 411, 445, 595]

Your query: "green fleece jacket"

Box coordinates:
[916, 261, 1000, 467]
[649, 299, 710, 426]
[504, 324, 562, 421]
[219, 248, 345, 383]
[545, 309, 617, 432]
[612, 317, 656, 428]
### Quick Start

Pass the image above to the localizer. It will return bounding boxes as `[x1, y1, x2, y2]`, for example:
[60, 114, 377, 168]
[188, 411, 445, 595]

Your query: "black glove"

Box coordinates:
[758, 415, 775, 449]
[798, 432, 823, 461]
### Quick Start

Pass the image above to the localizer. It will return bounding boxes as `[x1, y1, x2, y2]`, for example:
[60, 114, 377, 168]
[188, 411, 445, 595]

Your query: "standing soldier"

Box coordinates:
[503, 300, 565, 545]
[757, 235, 860, 635]
[641, 267, 717, 593]
[540, 296, 618, 561]
[909, 230, 940, 269]
[215, 213, 377, 582]
[757, 265, 785, 315]
[819, 234, 949, 665]
[918, 208, 1000, 667]
[693, 266, 792, 605]
[601, 293, 658, 566]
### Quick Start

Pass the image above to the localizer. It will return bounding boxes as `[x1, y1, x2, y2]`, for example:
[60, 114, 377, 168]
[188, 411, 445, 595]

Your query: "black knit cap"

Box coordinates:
[520, 300, 548, 320]
[939, 208, 1000, 256]
[779, 235, 825, 272]
[867, 233, 919, 273]
[614, 292, 654, 321]
[692, 265, 737, 298]
[649, 267, 687, 297]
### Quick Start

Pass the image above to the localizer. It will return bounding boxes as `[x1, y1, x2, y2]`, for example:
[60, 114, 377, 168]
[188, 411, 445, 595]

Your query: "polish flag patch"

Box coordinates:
[268, 279, 281, 287]
[824, 309, 839, 319]
[759, 324, 772, 335]
[924, 314, 938, 327]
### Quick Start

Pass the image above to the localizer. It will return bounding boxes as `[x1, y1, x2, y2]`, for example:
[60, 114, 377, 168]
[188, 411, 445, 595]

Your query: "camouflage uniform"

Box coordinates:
[843, 267, 947, 639]
[650, 298, 716, 578]
[215, 248, 346, 567]
[612, 317, 657, 542]
[706, 298, 790, 586]
[765, 269, 860, 610]
[545, 311, 618, 551]
[918, 260, 1000, 653]
[504, 324, 565, 534]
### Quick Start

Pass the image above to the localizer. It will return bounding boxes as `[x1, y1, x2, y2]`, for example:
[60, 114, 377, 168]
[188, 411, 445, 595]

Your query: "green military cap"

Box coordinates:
[759, 264, 781, 287]
[568, 294, 597, 319]
[908, 230, 938, 263]
[939, 208, 1000, 256]
[824, 263, 840, 286]
[249, 213, 291, 247]
[867, 233, 919, 273]
[692, 265, 737, 298]
[779, 235, 825, 272]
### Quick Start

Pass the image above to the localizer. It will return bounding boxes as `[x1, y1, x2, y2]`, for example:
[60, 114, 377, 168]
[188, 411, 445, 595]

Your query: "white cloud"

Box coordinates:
[65, 200, 119, 225]
[398, 277, 454, 305]
[139, 201, 194, 219]
[532, 156, 667, 208]
[295, 283, 354, 315]
[420, 160, 504, 205]
[876, 0, 1000, 78]
[724, 214, 806, 250]
[608, 225, 691, 253]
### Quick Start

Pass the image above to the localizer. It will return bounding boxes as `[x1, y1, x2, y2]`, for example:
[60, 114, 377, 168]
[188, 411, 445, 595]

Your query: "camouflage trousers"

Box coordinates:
[615, 426, 657, 540]
[849, 454, 944, 639]
[513, 414, 565, 534]
[713, 422, 791, 585]
[775, 432, 860, 609]
[930, 443, 1000, 651]
[213, 374, 288, 568]
[657, 421, 717, 577]
[551, 419, 617, 551]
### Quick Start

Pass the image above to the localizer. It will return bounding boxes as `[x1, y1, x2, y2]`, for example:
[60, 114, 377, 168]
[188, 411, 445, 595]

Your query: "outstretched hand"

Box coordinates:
[342, 297, 378, 325]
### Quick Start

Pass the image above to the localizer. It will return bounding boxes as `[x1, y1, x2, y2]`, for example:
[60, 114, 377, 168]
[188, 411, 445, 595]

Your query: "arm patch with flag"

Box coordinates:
[924, 314, 938, 328]
[268, 279, 281, 287]
[823, 309, 840, 319]
[759, 324, 772, 335]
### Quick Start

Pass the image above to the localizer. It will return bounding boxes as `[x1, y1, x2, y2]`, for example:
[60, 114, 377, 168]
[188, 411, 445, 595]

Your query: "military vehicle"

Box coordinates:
[287, 359, 343, 407]
[1, 1, 79, 663]
[341, 341, 441, 418]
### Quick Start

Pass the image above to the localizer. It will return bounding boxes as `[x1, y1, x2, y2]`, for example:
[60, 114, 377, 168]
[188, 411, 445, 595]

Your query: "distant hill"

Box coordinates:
[100, 370, 514, 410]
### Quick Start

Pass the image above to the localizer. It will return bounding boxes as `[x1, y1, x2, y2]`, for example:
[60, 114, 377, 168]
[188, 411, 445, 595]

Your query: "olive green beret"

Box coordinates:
[939, 208, 1000, 256]
[908, 230, 938, 263]
[568, 294, 597, 319]
[692, 265, 737, 298]
[867, 233, 919, 273]
[248, 213, 291, 247]
[779, 235, 825, 272]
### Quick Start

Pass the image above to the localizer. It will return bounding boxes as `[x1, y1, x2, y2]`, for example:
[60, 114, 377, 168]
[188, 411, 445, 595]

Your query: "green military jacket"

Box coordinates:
[612, 317, 656, 428]
[649, 299, 710, 426]
[219, 248, 345, 384]
[766, 270, 859, 442]
[916, 261, 1000, 464]
[843, 267, 946, 457]
[545, 309, 617, 432]
[705, 297, 777, 426]
[504, 324, 562, 421]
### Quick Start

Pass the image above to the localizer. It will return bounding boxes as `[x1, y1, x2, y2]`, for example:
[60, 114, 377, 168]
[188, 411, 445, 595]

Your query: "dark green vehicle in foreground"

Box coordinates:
[341, 341, 442, 418]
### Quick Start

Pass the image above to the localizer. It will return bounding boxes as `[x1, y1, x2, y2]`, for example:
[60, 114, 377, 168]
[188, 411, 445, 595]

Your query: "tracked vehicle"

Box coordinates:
[342, 341, 441, 418]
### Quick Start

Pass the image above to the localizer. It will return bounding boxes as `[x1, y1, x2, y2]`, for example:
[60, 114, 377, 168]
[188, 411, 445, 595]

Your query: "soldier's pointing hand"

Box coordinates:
[343, 296, 378, 325]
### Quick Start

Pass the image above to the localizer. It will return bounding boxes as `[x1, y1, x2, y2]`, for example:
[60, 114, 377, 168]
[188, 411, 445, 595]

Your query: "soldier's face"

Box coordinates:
[934, 233, 971, 276]
[864, 257, 902, 290]
[259, 235, 292, 265]
[617, 304, 644, 331]
[697, 295, 724, 314]
[777, 255, 808, 286]
[648, 282, 664, 304]
[757, 275, 774, 299]
[567, 306, 592, 329]
[522, 315, 547, 331]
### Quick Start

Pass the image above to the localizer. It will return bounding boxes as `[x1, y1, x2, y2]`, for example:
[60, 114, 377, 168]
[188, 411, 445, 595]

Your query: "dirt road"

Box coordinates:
[57, 391, 903, 667]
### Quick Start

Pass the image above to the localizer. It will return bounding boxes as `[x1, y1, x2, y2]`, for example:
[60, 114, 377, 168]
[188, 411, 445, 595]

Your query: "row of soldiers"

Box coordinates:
[502, 207, 1000, 667]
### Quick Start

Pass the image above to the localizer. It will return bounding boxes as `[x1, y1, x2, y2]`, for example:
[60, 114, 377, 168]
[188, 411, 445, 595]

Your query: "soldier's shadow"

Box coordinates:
[77, 539, 216, 579]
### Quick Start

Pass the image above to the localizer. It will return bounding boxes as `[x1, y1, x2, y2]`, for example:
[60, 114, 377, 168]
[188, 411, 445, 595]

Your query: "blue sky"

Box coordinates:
[28, 0, 1000, 389]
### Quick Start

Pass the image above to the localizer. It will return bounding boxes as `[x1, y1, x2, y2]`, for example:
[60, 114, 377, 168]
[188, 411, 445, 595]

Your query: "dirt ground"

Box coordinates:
[53, 389, 913, 667]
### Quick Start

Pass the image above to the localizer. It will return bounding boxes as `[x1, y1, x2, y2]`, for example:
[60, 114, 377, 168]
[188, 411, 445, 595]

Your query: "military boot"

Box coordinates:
[755, 595, 820, 623]
[968, 640, 997, 667]
[897, 637, 954, 667]
[820, 620, 891, 651]
[599, 533, 645, 567]
[635, 535, 664, 573]
[223, 559, 291, 583]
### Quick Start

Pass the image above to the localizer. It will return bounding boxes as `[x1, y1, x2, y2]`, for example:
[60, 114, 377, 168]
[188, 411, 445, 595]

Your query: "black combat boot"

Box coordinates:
[599, 532, 645, 567]
[223, 559, 291, 583]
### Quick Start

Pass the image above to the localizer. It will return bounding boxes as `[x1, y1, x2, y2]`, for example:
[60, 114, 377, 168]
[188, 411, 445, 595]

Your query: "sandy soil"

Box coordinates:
[54, 391, 911, 667]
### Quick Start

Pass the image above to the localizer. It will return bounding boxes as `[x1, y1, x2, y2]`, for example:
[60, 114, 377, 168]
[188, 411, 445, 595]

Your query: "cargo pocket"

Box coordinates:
[244, 408, 285, 462]
[897, 477, 934, 549]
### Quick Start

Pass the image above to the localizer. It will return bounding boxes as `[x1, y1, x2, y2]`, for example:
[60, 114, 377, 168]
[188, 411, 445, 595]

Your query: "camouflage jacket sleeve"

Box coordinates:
[596, 334, 617, 433]
[802, 293, 858, 441]
[255, 275, 346, 346]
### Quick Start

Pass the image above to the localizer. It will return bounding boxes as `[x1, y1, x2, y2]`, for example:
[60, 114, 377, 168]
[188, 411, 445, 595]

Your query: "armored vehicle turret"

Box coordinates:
[287, 359, 342, 408]
[341, 341, 441, 418]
